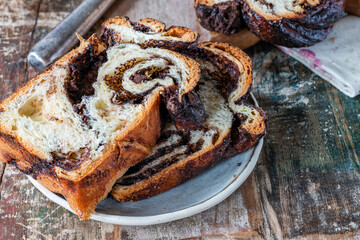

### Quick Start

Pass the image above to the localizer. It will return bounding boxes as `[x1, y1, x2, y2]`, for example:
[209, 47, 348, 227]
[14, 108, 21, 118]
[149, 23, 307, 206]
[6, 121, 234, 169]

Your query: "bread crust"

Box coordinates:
[101, 16, 199, 48]
[242, 0, 345, 47]
[101, 17, 206, 131]
[111, 131, 230, 201]
[195, 0, 245, 35]
[198, 42, 252, 103]
[111, 40, 267, 202]
[0, 92, 161, 219]
[0, 34, 165, 220]
[223, 104, 268, 159]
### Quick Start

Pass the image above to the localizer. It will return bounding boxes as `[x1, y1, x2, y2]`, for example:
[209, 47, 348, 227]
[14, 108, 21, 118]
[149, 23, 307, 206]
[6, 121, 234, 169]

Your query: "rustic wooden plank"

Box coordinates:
[248, 43, 360, 239]
[0, 0, 44, 239]
[1, 0, 360, 239]
[0, 0, 261, 239]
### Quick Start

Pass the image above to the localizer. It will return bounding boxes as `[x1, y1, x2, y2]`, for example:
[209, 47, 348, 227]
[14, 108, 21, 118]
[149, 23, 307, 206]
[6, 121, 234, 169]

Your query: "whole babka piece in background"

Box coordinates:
[195, 0, 346, 47]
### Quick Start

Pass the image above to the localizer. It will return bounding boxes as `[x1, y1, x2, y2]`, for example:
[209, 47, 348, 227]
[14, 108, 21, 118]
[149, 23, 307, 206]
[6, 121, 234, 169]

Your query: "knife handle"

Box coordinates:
[27, 0, 115, 72]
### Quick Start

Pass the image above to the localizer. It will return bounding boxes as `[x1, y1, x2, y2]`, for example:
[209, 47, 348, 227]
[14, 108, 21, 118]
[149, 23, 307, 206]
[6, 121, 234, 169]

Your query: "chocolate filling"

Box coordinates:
[179, 45, 242, 102]
[105, 58, 174, 105]
[130, 66, 171, 84]
[119, 153, 188, 185]
[50, 148, 90, 171]
[118, 127, 215, 186]
[66, 44, 107, 105]
[64, 43, 107, 127]
[162, 86, 206, 130]
[195, 0, 245, 35]
[130, 21, 152, 33]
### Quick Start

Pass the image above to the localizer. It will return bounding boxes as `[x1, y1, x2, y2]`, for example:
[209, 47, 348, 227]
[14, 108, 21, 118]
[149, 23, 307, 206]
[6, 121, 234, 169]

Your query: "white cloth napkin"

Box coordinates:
[278, 16, 360, 98]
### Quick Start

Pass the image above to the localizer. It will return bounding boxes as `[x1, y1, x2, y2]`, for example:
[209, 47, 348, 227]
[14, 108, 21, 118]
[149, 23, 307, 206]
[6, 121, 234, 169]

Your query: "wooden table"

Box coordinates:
[1, 0, 359, 239]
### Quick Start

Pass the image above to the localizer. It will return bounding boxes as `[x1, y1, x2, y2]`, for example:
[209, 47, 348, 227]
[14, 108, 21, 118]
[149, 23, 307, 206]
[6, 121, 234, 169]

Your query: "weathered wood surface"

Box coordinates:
[0, 0, 359, 239]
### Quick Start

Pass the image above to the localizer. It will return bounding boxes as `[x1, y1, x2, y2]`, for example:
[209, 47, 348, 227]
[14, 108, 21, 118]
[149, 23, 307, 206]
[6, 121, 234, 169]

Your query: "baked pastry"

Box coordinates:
[101, 16, 199, 51]
[101, 16, 206, 130]
[194, 0, 245, 35]
[242, 0, 346, 47]
[110, 41, 267, 201]
[194, 0, 346, 47]
[0, 34, 200, 219]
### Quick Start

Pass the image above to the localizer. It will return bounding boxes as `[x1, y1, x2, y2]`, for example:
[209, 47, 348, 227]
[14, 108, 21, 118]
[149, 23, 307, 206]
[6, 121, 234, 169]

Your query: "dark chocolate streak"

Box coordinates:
[162, 87, 206, 130]
[0, 132, 59, 179]
[118, 128, 214, 186]
[130, 21, 152, 33]
[180, 45, 245, 102]
[223, 103, 268, 159]
[105, 57, 175, 105]
[65, 43, 107, 126]
[195, 0, 245, 35]
[66, 44, 107, 105]
[130, 66, 170, 84]
[50, 148, 90, 171]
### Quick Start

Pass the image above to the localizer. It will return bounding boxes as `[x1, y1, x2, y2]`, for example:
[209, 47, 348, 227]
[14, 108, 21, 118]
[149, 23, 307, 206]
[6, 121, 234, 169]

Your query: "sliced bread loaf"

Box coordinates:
[0, 34, 200, 219]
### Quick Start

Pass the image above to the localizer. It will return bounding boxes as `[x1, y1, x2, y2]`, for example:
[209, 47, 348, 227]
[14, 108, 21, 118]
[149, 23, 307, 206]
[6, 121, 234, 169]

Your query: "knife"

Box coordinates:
[27, 0, 116, 72]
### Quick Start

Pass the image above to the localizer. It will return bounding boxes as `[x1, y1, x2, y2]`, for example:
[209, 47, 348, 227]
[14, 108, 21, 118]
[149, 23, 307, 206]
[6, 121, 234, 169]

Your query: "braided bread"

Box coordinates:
[0, 34, 200, 219]
[194, 0, 345, 47]
[102, 18, 266, 200]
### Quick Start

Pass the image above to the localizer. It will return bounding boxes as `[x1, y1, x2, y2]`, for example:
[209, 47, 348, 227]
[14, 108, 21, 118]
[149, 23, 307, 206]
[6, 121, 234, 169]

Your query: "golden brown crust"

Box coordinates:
[0, 34, 165, 220]
[101, 16, 199, 46]
[111, 132, 230, 202]
[0, 94, 161, 219]
[111, 41, 267, 202]
[195, 0, 217, 7]
[0, 90, 162, 220]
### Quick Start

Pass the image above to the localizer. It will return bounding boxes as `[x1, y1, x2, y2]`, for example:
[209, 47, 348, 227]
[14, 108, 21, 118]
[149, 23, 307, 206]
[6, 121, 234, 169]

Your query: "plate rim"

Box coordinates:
[27, 93, 263, 226]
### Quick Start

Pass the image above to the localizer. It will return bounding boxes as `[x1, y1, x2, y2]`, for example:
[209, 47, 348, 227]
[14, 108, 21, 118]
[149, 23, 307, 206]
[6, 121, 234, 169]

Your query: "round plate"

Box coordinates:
[28, 94, 264, 226]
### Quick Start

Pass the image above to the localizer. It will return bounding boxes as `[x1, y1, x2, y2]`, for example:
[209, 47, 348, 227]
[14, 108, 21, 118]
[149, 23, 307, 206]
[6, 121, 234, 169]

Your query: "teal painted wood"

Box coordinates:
[248, 43, 360, 238]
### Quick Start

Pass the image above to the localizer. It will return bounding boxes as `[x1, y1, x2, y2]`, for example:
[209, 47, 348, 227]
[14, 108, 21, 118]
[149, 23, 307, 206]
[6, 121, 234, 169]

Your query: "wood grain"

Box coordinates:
[0, 0, 360, 239]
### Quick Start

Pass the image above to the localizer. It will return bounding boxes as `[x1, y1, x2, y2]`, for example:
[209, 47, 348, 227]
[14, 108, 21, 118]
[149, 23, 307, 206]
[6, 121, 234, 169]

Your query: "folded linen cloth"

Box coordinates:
[278, 16, 360, 98]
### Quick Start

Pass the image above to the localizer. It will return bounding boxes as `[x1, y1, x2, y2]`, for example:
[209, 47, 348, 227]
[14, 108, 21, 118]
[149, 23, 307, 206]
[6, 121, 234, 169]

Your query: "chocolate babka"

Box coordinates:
[0, 17, 267, 220]
[0, 33, 200, 219]
[194, 0, 345, 47]
[100, 18, 266, 201]
[242, 0, 346, 47]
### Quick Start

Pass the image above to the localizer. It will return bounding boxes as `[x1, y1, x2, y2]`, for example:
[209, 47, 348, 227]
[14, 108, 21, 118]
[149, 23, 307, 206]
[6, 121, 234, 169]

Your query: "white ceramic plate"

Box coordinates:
[28, 94, 263, 226]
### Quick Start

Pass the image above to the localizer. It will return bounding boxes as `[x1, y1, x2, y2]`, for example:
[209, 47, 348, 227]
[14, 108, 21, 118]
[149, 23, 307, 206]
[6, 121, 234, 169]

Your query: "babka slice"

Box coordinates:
[242, 0, 346, 47]
[0, 34, 200, 219]
[101, 16, 199, 50]
[101, 17, 207, 130]
[111, 42, 267, 201]
[194, 0, 345, 47]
